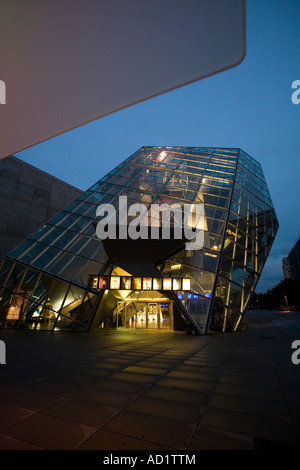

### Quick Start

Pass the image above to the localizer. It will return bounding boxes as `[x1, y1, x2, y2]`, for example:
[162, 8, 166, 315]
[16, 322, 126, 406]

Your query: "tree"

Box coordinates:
[250, 279, 300, 310]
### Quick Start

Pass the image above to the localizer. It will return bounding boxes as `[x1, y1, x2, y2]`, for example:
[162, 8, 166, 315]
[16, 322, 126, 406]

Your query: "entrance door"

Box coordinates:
[124, 302, 170, 329]
[160, 303, 170, 329]
[136, 304, 147, 328]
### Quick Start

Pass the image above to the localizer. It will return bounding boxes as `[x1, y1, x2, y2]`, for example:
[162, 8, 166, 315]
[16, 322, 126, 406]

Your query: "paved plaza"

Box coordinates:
[0, 310, 299, 450]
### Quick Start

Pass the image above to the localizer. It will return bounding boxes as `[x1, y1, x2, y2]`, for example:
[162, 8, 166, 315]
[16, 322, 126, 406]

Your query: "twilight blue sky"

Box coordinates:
[16, 0, 300, 293]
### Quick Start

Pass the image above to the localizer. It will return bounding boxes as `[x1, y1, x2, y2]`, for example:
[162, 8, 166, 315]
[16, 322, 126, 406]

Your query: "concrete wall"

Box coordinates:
[0, 155, 82, 262]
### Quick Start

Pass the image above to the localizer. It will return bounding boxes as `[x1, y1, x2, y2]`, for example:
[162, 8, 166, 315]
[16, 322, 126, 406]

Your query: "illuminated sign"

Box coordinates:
[88, 275, 98, 289]
[152, 278, 162, 290]
[182, 278, 191, 291]
[142, 277, 152, 290]
[162, 278, 172, 290]
[120, 276, 131, 290]
[172, 278, 181, 290]
[110, 276, 121, 289]
[132, 277, 142, 290]
[88, 275, 191, 291]
[99, 276, 109, 289]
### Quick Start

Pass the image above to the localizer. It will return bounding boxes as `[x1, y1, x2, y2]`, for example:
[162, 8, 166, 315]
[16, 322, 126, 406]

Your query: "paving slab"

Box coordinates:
[187, 425, 253, 450]
[103, 409, 196, 449]
[126, 395, 204, 423]
[199, 407, 299, 447]
[2, 412, 98, 450]
[43, 397, 120, 427]
[77, 429, 172, 450]
[73, 386, 138, 409]
[0, 433, 43, 450]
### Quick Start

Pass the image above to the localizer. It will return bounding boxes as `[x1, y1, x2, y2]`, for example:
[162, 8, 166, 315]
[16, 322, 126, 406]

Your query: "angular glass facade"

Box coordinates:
[0, 147, 278, 334]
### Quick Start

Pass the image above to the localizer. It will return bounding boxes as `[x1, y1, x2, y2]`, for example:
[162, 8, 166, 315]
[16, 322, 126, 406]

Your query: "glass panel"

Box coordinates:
[33, 225, 64, 245]
[201, 251, 219, 273]
[227, 282, 243, 311]
[67, 260, 108, 285]
[181, 294, 210, 331]
[77, 238, 102, 259]
[31, 246, 62, 270]
[209, 300, 226, 332]
[0, 258, 14, 287]
[225, 307, 242, 332]
[29, 224, 56, 242]
[46, 252, 75, 275]
[7, 239, 35, 259]
[57, 256, 90, 281]
[57, 290, 97, 331]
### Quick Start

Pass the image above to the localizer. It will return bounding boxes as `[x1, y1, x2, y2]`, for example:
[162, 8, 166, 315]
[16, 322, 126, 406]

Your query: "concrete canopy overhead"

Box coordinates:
[0, 0, 245, 159]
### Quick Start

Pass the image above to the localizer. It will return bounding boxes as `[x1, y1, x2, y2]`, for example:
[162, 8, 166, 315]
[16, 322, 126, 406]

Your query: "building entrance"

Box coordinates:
[117, 300, 171, 330]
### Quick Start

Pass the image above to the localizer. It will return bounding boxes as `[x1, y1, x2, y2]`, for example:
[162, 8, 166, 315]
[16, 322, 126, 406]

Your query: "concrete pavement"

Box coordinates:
[0, 310, 299, 450]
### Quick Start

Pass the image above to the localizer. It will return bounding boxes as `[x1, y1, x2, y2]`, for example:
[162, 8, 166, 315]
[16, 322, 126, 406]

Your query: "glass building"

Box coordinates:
[0, 147, 278, 334]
